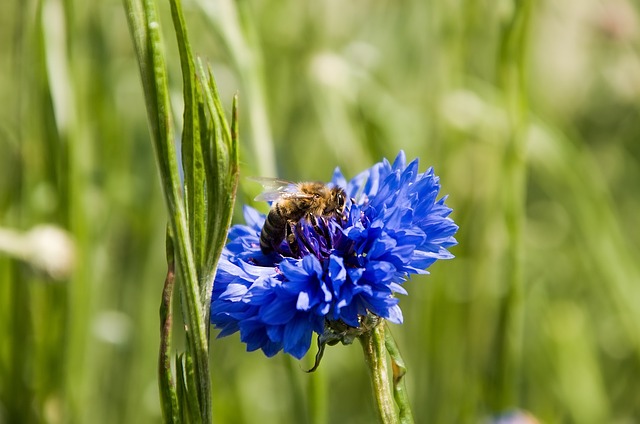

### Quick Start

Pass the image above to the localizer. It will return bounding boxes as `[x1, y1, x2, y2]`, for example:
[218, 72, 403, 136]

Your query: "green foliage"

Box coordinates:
[123, 0, 239, 421]
[2, 0, 640, 423]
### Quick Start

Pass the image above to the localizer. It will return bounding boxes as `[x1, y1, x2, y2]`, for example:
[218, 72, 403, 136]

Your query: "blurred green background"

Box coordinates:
[2, 0, 640, 422]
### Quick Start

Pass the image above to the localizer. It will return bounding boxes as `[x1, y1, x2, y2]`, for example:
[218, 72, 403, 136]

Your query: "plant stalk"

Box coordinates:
[359, 322, 399, 424]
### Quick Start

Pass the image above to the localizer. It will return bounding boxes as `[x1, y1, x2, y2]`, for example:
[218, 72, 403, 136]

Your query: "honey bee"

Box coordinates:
[252, 178, 347, 254]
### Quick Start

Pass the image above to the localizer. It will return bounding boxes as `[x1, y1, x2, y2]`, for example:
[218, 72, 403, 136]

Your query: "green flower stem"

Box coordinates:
[384, 324, 414, 424]
[359, 322, 399, 424]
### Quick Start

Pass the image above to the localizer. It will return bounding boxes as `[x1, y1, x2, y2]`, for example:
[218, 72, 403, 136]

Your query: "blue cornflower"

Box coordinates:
[210, 151, 458, 359]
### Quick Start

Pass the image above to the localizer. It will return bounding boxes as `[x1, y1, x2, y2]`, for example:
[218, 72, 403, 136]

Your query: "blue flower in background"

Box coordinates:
[210, 151, 458, 359]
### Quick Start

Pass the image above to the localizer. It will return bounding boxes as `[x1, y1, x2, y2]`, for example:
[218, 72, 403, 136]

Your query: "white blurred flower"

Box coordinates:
[0, 225, 75, 280]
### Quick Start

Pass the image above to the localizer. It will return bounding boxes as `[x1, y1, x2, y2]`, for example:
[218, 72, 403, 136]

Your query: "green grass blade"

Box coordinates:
[176, 353, 201, 424]
[175, 355, 187, 423]
[197, 59, 240, 304]
[169, 0, 206, 277]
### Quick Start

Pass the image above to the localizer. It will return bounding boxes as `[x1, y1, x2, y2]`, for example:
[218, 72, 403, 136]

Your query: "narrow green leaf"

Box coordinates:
[204, 81, 238, 277]
[183, 352, 203, 424]
[384, 324, 414, 424]
[206, 64, 232, 143]
[204, 90, 239, 287]
[197, 59, 240, 294]
[175, 355, 189, 424]
[170, 0, 206, 278]
[231, 94, 239, 161]
[197, 60, 225, 287]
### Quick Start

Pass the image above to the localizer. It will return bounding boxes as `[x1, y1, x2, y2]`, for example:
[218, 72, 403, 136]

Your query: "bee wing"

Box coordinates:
[249, 177, 312, 202]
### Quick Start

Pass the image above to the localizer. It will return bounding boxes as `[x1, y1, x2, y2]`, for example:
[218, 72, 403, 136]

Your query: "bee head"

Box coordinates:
[326, 187, 346, 215]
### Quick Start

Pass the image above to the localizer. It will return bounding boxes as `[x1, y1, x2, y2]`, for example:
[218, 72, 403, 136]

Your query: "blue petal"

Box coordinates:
[392, 151, 406, 171]
[331, 167, 347, 189]
[260, 296, 297, 325]
[243, 206, 266, 231]
[219, 283, 249, 301]
[297, 291, 311, 311]
[328, 255, 347, 291]
[386, 305, 404, 324]
[283, 316, 313, 359]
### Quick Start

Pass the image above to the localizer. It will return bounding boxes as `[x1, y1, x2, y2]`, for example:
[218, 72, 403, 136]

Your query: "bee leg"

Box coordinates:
[309, 214, 322, 233]
[286, 222, 299, 256]
[307, 214, 334, 250]
[321, 217, 334, 250]
[315, 215, 334, 249]
[294, 219, 319, 255]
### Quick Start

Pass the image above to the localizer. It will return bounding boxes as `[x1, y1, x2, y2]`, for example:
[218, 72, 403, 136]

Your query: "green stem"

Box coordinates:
[359, 322, 399, 424]
[384, 324, 414, 424]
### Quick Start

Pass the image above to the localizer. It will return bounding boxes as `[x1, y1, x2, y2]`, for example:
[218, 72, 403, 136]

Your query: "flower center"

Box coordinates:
[282, 213, 346, 260]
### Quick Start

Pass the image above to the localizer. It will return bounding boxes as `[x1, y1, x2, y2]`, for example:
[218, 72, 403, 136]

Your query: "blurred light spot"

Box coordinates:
[0, 225, 75, 280]
[531, 0, 594, 115]
[603, 55, 640, 101]
[24, 225, 76, 280]
[593, 0, 638, 41]
[92, 311, 132, 346]
[43, 0, 73, 133]
[525, 124, 558, 163]
[440, 90, 486, 131]
[310, 52, 351, 91]
[344, 41, 380, 70]
[43, 395, 63, 424]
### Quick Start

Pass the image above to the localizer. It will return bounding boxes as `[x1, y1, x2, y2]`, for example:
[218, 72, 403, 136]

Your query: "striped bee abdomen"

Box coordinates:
[260, 203, 290, 254]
